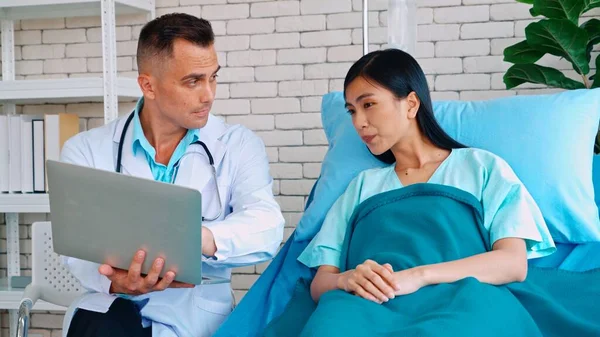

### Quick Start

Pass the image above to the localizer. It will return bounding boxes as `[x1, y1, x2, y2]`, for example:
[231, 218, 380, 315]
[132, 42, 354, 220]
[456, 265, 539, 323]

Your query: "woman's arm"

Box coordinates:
[311, 262, 398, 303]
[310, 266, 344, 302]
[312, 239, 527, 301]
[395, 238, 527, 295]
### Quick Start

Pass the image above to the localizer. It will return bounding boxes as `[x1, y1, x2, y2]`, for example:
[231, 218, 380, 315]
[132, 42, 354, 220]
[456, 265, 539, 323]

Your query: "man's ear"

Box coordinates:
[137, 72, 156, 100]
[406, 91, 420, 119]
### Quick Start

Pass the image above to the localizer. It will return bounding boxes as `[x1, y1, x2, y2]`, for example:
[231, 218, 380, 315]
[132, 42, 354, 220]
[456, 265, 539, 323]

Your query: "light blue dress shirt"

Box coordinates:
[131, 98, 200, 183]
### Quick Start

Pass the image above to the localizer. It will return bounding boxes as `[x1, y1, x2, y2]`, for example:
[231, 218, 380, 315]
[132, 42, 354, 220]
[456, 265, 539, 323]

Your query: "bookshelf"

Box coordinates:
[0, 77, 141, 104]
[0, 194, 50, 214]
[0, 0, 154, 20]
[0, 0, 155, 335]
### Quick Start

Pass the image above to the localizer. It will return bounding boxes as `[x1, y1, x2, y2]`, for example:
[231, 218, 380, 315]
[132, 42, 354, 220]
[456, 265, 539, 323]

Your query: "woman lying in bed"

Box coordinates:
[297, 48, 556, 305]
[262, 49, 599, 337]
[263, 49, 599, 337]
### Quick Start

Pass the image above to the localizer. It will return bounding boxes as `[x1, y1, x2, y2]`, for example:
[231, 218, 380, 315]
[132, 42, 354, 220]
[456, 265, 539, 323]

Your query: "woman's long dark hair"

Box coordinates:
[343, 49, 466, 164]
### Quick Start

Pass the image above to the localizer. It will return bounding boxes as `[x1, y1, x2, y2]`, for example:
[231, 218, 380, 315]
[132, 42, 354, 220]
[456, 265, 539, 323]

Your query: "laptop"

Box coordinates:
[46, 160, 229, 285]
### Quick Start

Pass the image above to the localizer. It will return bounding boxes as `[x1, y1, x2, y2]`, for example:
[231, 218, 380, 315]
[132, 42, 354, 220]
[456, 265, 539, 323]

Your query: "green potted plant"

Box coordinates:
[503, 0, 600, 151]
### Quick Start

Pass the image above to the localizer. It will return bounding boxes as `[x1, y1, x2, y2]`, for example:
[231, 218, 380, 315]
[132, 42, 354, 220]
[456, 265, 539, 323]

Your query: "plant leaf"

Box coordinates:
[532, 0, 584, 24]
[504, 40, 545, 64]
[583, 0, 600, 12]
[504, 64, 586, 89]
[526, 19, 590, 75]
[581, 19, 600, 63]
[517, 0, 534, 4]
[593, 55, 600, 88]
[530, 8, 540, 16]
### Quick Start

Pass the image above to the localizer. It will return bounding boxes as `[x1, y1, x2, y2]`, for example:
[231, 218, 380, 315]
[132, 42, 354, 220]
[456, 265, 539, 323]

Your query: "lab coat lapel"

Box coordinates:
[112, 115, 154, 180]
[174, 114, 227, 191]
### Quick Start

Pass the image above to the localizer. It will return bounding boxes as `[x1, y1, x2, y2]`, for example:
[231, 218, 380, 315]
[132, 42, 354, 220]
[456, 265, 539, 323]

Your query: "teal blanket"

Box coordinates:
[264, 184, 600, 337]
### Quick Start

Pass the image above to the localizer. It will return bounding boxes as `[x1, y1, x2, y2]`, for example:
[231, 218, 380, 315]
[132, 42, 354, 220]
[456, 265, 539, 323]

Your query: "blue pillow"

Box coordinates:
[594, 155, 600, 209]
[294, 89, 600, 244]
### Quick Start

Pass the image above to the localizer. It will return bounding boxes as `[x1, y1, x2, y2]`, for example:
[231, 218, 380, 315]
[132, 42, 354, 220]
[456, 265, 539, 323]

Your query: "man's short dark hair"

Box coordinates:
[136, 13, 215, 71]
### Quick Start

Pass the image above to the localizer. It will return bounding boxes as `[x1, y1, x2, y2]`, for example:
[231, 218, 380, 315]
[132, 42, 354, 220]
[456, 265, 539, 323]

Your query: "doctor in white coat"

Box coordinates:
[59, 13, 284, 337]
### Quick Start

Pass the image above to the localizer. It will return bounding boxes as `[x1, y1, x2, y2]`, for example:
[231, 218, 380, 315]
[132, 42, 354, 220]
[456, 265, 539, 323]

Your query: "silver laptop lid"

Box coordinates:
[46, 160, 209, 285]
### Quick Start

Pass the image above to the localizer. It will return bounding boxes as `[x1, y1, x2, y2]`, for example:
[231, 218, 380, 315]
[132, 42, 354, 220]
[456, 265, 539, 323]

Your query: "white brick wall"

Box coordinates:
[278, 48, 327, 64]
[461, 22, 514, 39]
[302, 0, 352, 14]
[251, 1, 300, 18]
[227, 50, 276, 67]
[251, 32, 300, 49]
[277, 15, 326, 32]
[227, 18, 275, 35]
[433, 5, 489, 23]
[2, 0, 597, 334]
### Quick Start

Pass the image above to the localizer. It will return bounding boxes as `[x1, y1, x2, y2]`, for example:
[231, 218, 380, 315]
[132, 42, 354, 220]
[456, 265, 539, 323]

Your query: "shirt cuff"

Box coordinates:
[99, 274, 113, 294]
[205, 224, 232, 262]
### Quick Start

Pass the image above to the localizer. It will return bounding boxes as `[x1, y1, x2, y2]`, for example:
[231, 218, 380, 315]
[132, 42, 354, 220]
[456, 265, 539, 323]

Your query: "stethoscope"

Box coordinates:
[116, 111, 223, 221]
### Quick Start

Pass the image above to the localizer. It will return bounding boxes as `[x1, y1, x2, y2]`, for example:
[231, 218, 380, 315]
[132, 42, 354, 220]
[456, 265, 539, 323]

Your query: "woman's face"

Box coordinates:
[344, 76, 420, 155]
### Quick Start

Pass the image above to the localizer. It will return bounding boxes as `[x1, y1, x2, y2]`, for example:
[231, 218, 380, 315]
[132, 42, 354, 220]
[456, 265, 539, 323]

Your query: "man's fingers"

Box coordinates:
[383, 263, 394, 273]
[98, 264, 114, 277]
[154, 271, 176, 291]
[169, 281, 195, 289]
[127, 250, 145, 285]
[144, 258, 164, 288]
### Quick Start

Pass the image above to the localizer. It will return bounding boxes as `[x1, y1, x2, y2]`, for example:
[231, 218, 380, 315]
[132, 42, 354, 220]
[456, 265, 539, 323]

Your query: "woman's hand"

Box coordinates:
[337, 259, 399, 304]
[392, 267, 427, 296]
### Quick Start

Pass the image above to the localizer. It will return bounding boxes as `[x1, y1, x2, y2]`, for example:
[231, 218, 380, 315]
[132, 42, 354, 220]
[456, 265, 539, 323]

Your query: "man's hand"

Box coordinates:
[337, 259, 398, 304]
[99, 250, 194, 295]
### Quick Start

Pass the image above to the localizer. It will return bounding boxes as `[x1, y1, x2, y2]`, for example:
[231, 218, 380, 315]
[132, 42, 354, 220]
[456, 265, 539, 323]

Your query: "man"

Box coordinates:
[60, 13, 285, 337]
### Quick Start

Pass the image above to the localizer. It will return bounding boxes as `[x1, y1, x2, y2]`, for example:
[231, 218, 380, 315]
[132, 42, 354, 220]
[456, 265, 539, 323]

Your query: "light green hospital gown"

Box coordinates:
[298, 148, 556, 269]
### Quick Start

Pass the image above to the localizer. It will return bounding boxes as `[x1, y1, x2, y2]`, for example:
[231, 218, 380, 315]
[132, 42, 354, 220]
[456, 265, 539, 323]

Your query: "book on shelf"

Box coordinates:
[0, 116, 8, 193]
[8, 115, 21, 193]
[0, 113, 80, 195]
[33, 120, 45, 193]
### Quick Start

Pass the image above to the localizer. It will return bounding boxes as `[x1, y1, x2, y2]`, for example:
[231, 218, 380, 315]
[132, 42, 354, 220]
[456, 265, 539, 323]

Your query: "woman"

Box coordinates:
[297, 49, 556, 305]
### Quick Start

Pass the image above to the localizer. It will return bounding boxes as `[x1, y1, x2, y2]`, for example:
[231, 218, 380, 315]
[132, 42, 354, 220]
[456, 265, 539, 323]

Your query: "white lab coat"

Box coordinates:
[59, 112, 285, 337]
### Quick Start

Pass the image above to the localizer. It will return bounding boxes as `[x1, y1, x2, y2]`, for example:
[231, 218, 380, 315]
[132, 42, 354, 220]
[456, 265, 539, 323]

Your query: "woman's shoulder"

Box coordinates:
[452, 147, 511, 168]
[453, 147, 521, 186]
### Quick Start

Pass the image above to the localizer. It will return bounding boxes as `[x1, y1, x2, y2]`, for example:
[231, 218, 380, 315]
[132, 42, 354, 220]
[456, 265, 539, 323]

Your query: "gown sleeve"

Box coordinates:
[297, 174, 364, 269]
[481, 155, 556, 259]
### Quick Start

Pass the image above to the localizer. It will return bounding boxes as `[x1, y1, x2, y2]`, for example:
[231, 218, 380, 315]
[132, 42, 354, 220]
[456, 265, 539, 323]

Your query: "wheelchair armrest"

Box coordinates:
[16, 299, 32, 337]
[16, 285, 41, 337]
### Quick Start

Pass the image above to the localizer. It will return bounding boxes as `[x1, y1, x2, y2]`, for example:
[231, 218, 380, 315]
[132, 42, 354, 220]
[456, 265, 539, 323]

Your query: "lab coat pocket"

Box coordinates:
[200, 182, 230, 222]
[193, 287, 233, 316]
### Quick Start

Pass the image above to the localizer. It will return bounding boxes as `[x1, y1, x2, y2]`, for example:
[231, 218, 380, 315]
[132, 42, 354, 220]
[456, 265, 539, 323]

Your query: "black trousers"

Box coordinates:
[67, 298, 152, 337]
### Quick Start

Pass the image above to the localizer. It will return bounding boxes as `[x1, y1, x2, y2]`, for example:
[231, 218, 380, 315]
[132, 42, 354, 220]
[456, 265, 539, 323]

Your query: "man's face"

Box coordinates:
[148, 39, 220, 130]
